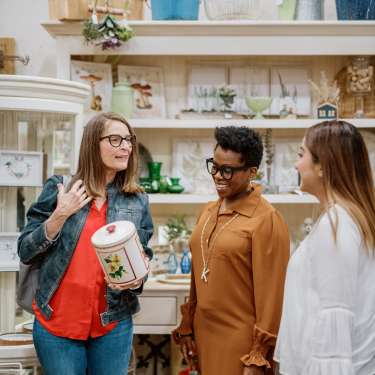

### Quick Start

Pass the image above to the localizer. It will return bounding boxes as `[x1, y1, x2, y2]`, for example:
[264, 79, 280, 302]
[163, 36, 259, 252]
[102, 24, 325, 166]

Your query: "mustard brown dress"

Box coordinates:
[173, 186, 290, 375]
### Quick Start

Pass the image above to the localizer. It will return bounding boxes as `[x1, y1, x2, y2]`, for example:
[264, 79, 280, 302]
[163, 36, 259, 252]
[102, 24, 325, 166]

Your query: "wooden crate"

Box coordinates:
[48, 0, 144, 21]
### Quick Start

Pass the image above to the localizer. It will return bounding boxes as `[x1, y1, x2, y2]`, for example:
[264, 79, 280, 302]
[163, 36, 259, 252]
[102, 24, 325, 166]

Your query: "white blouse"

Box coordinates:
[274, 205, 375, 375]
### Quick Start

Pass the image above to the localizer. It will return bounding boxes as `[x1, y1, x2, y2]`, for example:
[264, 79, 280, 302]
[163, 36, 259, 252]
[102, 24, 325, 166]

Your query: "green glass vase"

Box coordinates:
[167, 177, 184, 193]
[147, 162, 162, 193]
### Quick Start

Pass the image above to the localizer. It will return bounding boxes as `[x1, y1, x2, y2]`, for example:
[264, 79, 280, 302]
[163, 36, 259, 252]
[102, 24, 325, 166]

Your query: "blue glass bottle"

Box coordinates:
[167, 251, 178, 274]
[180, 248, 191, 274]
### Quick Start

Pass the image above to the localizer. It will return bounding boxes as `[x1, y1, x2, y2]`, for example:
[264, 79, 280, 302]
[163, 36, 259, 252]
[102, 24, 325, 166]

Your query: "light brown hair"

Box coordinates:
[305, 120, 375, 251]
[73, 112, 141, 196]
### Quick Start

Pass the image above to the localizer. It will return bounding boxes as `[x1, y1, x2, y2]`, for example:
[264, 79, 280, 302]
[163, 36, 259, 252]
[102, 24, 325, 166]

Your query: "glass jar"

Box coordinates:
[347, 56, 374, 118]
[111, 82, 134, 119]
[295, 0, 324, 20]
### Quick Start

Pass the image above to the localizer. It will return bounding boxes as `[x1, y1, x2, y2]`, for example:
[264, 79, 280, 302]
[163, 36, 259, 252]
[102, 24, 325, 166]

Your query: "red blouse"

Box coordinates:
[33, 201, 117, 339]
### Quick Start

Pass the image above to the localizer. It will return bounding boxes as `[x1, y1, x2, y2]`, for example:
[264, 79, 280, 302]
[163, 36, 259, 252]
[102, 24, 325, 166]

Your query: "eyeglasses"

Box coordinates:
[206, 158, 250, 181]
[100, 134, 136, 148]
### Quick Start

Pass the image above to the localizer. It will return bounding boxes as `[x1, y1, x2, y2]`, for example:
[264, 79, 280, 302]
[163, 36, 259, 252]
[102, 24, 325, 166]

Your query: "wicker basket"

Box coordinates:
[335, 65, 375, 118]
[48, 0, 144, 21]
[204, 0, 260, 20]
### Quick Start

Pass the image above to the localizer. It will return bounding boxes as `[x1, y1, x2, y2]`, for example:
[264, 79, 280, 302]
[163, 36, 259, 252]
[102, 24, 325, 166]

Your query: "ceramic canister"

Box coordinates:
[91, 221, 149, 285]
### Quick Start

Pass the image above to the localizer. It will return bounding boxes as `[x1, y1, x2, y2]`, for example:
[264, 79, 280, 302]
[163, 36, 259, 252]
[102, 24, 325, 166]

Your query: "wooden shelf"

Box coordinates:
[42, 20, 375, 56]
[131, 118, 375, 129]
[148, 193, 318, 204]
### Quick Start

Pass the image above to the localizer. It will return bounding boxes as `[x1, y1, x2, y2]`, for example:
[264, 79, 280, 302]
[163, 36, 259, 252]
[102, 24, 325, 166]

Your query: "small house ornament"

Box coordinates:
[309, 71, 340, 120]
[317, 102, 338, 119]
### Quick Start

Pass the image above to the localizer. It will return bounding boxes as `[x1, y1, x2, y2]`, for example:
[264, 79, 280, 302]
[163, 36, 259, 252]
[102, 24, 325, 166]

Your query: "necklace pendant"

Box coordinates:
[201, 266, 209, 282]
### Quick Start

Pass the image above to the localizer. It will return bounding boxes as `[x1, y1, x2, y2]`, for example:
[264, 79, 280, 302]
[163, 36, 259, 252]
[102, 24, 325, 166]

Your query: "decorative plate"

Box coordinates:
[156, 274, 191, 285]
[0, 333, 33, 346]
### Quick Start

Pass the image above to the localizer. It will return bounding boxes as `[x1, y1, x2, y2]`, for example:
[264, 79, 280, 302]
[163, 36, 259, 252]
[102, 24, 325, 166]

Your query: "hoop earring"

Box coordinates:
[249, 179, 255, 191]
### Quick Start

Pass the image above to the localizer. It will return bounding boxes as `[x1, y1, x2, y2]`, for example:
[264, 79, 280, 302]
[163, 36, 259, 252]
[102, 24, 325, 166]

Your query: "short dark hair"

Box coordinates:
[214, 126, 263, 168]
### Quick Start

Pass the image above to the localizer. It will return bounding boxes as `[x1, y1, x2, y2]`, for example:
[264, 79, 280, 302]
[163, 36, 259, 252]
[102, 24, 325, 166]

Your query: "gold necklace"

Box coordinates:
[200, 212, 239, 283]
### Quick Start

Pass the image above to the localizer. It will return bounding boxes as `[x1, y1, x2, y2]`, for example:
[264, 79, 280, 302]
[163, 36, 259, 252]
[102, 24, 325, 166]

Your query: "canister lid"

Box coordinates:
[91, 220, 136, 248]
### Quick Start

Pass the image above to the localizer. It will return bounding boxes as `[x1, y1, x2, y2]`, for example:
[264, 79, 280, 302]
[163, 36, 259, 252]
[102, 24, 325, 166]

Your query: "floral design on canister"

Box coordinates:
[104, 253, 127, 279]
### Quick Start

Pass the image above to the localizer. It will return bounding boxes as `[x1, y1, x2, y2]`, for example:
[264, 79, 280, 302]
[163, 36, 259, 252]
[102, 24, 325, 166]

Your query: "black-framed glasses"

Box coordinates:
[206, 158, 250, 181]
[100, 134, 136, 148]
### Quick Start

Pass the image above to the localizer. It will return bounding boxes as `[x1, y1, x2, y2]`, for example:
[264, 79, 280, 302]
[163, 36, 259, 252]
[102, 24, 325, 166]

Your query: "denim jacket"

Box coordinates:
[18, 175, 153, 326]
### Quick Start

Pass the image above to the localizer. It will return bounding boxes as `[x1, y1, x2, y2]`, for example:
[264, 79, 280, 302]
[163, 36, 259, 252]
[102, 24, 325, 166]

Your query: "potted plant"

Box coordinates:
[165, 215, 191, 252]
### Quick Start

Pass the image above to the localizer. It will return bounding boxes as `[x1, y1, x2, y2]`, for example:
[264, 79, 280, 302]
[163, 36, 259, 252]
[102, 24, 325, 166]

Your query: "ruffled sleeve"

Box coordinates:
[241, 209, 290, 368]
[172, 263, 197, 344]
[303, 207, 360, 375]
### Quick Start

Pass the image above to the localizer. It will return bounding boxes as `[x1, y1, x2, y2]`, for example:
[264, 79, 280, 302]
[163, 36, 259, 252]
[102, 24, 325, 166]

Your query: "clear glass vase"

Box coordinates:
[204, 0, 260, 20]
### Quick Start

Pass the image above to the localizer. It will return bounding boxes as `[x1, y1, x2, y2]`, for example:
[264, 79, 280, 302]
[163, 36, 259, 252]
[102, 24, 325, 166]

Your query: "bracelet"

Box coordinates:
[176, 332, 193, 340]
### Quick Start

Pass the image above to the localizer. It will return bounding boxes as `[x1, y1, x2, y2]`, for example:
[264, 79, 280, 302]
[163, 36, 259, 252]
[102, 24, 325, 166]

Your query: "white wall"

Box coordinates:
[0, 0, 337, 78]
[0, 0, 57, 77]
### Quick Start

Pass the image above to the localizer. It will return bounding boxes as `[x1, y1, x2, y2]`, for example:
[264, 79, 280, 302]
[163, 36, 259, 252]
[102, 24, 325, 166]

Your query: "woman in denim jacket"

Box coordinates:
[18, 112, 153, 375]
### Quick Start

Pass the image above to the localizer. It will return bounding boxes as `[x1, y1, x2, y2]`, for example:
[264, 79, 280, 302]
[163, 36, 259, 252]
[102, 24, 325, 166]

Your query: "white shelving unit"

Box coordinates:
[38, 18, 375, 343]
[41, 19, 375, 211]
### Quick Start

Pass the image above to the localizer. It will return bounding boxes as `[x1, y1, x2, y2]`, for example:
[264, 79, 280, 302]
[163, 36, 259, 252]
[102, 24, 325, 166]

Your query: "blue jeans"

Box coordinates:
[33, 317, 133, 375]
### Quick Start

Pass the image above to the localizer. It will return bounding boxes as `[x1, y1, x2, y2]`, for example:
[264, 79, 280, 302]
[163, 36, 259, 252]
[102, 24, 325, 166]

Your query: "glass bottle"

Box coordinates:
[180, 248, 191, 274]
[167, 251, 178, 274]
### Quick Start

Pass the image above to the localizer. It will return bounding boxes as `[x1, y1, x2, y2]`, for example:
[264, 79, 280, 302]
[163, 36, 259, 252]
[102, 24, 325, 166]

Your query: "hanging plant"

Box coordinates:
[83, 11, 134, 50]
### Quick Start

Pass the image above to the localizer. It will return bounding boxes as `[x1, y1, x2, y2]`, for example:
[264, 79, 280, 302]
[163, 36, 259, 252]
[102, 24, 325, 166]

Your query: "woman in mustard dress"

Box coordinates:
[173, 126, 290, 375]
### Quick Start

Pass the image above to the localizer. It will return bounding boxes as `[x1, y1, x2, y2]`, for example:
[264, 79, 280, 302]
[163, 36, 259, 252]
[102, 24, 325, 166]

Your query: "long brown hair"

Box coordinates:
[305, 120, 375, 251]
[73, 112, 141, 196]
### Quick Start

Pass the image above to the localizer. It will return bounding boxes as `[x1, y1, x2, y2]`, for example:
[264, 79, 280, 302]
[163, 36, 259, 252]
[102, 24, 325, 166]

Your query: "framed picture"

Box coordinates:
[229, 66, 270, 114]
[70, 60, 113, 112]
[117, 65, 166, 118]
[187, 64, 227, 112]
[0, 232, 19, 271]
[0, 150, 43, 187]
[272, 140, 301, 192]
[270, 66, 311, 116]
[172, 138, 216, 194]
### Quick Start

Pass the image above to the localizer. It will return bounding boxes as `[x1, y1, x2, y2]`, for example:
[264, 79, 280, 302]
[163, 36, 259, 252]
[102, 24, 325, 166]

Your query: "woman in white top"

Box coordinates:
[275, 120, 375, 375]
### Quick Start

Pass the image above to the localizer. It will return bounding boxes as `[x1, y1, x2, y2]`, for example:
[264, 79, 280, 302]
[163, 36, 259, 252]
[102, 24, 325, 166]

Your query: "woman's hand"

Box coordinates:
[243, 365, 265, 375]
[179, 335, 197, 366]
[45, 179, 92, 240]
[55, 179, 92, 218]
[106, 278, 143, 291]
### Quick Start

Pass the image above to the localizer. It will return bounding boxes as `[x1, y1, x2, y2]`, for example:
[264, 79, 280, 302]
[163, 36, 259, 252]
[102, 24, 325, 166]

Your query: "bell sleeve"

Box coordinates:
[241, 209, 290, 368]
[303, 208, 359, 375]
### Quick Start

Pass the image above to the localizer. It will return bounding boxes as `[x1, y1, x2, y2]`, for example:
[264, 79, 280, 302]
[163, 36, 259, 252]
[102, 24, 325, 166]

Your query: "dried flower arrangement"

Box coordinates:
[309, 71, 340, 105]
[83, 1, 134, 50]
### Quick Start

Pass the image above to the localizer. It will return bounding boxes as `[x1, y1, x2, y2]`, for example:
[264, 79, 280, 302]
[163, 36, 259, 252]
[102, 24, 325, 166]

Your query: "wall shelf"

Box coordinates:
[42, 20, 375, 60]
[131, 118, 375, 129]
